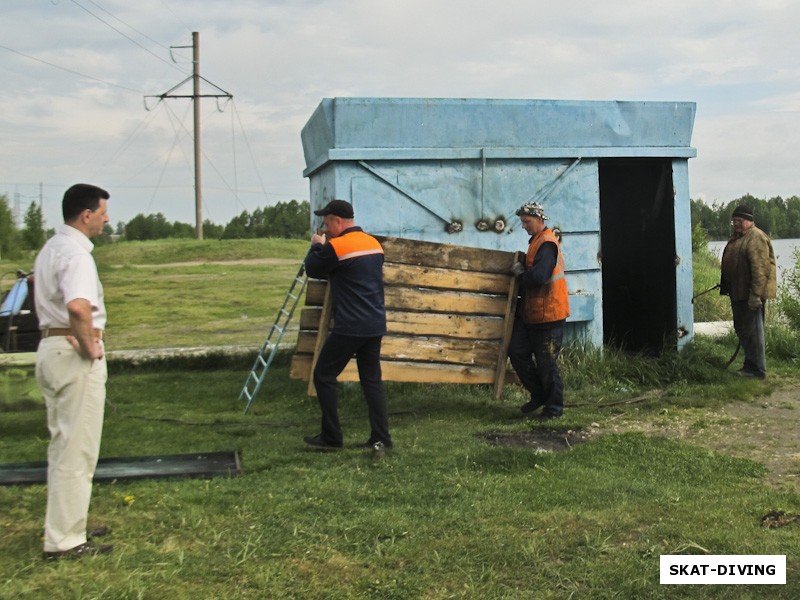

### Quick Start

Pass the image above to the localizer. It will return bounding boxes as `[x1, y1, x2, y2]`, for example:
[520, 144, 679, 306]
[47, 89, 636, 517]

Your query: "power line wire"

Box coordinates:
[83, 0, 174, 52]
[69, 0, 185, 73]
[0, 43, 143, 93]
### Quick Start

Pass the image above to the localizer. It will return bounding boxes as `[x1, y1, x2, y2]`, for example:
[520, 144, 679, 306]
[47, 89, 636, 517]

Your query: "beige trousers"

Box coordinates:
[36, 336, 107, 552]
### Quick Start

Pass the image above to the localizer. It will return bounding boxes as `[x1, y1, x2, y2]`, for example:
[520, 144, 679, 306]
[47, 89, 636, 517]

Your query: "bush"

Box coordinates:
[692, 243, 728, 322]
[777, 247, 800, 330]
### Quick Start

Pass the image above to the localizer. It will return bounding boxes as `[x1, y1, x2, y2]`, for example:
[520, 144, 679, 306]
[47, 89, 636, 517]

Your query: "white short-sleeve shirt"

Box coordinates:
[34, 223, 107, 330]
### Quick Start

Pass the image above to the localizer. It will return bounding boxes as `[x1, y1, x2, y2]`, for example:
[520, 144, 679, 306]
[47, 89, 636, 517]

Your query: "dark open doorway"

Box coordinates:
[599, 158, 677, 354]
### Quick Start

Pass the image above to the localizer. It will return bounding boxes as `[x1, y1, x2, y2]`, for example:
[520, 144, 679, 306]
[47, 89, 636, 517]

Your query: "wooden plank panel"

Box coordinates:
[300, 309, 503, 339]
[300, 290, 595, 324]
[386, 311, 504, 339]
[307, 284, 332, 396]
[493, 269, 520, 399]
[377, 236, 516, 274]
[299, 307, 322, 329]
[291, 354, 495, 384]
[385, 287, 507, 316]
[305, 279, 327, 306]
[308, 273, 513, 309]
[383, 263, 510, 294]
[293, 236, 525, 395]
[384, 335, 499, 364]
[296, 331, 318, 354]
[296, 332, 500, 364]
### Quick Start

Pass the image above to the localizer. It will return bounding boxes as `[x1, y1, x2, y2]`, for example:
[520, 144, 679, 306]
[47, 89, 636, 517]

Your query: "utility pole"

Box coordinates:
[192, 32, 202, 240]
[145, 32, 232, 240]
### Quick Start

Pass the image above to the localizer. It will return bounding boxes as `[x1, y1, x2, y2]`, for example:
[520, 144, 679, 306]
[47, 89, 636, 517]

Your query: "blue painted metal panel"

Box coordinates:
[301, 98, 696, 349]
[302, 98, 696, 176]
[671, 159, 695, 349]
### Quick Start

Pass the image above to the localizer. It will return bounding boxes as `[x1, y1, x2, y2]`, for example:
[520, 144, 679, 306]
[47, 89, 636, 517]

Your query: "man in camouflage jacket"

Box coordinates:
[720, 205, 777, 378]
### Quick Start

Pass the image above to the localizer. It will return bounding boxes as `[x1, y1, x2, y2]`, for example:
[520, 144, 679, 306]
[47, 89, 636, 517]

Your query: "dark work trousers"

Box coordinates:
[507, 317, 565, 416]
[730, 299, 766, 376]
[313, 333, 391, 446]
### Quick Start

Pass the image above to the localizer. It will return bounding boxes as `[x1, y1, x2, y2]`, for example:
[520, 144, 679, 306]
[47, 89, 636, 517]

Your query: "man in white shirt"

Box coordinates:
[34, 183, 112, 559]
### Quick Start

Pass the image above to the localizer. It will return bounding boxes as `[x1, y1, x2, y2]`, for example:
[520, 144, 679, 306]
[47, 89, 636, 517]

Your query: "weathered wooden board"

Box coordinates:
[296, 331, 500, 364]
[293, 235, 520, 399]
[385, 311, 504, 339]
[291, 354, 496, 385]
[376, 236, 517, 274]
[305, 280, 508, 315]
[298, 307, 323, 330]
[383, 263, 510, 294]
[384, 287, 507, 315]
[299, 308, 504, 339]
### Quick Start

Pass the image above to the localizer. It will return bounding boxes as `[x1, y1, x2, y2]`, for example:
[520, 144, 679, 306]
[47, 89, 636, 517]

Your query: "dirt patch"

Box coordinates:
[483, 383, 800, 489]
[760, 510, 800, 529]
[481, 428, 595, 452]
[605, 382, 800, 489]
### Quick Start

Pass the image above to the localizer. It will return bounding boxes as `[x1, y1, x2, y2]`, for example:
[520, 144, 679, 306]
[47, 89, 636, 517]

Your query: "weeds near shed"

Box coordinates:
[777, 247, 800, 330]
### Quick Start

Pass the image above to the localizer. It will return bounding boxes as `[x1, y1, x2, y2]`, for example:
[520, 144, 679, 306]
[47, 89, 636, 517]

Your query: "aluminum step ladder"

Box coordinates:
[239, 263, 307, 413]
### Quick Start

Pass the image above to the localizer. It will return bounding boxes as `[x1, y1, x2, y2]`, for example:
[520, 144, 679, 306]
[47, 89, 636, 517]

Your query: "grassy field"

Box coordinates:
[0, 238, 310, 351]
[92, 238, 310, 350]
[1, 238, 800, 598]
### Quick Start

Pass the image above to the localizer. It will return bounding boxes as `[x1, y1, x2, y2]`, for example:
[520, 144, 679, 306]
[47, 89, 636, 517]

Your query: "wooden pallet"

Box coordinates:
[290, 236, 520, 399]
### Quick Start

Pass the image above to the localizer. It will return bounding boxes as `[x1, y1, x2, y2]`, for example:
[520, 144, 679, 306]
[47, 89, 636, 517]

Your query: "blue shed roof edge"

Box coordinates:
[301, 97, 696, 172]
[302, 146, 697, 177]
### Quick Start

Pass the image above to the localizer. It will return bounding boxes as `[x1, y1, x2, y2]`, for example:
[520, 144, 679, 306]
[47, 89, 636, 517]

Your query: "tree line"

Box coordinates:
[0, 194, 46, 260]
[6, 191, 799, 261]
[0, 194, 310, 259]
[121, 199, 310, 241]
[692, 194, 800, 241]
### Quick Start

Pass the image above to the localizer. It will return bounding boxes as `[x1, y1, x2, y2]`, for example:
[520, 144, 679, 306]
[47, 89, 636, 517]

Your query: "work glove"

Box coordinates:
[510, 261, 525, 276]
[748, 292, 763, 311]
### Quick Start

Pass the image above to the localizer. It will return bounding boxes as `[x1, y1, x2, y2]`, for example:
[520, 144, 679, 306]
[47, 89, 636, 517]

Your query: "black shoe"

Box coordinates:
[520, 400, 543, 414]
[533, 412, 562, 421]
[736, 369, 765, 379]
[303, 434, 342, 450]
[44, 541, 113, 560]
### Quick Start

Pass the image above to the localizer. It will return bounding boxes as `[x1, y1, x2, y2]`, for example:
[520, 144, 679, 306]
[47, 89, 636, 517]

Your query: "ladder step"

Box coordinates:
[239, 263, 307, 413]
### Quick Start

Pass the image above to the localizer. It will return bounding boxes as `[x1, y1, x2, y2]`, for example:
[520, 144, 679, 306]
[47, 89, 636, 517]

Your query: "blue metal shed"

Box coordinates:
[301, 97, 697, 352]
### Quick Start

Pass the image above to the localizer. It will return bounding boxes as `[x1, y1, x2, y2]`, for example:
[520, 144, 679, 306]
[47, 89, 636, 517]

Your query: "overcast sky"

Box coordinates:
[2, 0, 799, 230]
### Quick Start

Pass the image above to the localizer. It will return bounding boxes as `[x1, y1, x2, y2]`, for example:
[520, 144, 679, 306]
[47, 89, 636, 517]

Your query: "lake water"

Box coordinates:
[707, 238, 799, 285]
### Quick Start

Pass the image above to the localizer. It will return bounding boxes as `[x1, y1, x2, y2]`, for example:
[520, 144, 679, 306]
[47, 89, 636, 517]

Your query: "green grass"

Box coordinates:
[2, 238, 309, 351]
[2, 362, 799, 598]
[95, 238, 308, 350]
[93, 238, 309, 266]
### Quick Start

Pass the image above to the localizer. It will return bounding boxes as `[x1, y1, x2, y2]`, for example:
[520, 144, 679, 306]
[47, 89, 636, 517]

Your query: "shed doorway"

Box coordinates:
[599, 158, 677, 354]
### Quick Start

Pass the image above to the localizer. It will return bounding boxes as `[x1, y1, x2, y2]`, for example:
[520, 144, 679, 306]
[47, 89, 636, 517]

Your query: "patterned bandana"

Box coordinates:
[515, 202, 549, 220]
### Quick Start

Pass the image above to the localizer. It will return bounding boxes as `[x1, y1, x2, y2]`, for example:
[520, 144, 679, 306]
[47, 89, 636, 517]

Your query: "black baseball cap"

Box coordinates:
[313, 199, 354, 219]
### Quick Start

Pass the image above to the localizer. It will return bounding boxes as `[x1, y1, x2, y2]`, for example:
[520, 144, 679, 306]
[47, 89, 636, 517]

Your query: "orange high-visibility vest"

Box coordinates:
[329, 231, 384, 261]
[522, 229, 570, 324]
